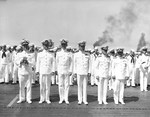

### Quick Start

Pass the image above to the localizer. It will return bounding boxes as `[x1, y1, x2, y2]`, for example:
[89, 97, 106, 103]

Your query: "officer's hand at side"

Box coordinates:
[88, 73, 91, 77]
[96, 76, 99, 82]
[32, 67, 35, 71]
[125, 76, 129, 80]
[51, 72, 55, 76]
[112, 76, 116, 80]
[55, 71, 58, 75]
[108, 76, 111, 80]
[73, 73, 77, 78]
[36, 72, 39, 76]
[69, 72, 72, 76]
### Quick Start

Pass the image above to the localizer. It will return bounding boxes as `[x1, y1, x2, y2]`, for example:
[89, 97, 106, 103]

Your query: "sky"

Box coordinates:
[0, 0, 149, 51]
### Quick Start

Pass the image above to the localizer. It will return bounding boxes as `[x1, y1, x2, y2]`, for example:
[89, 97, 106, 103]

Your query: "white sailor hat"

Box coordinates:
[67, 46, 72, 49]
[94, 46, 99, 50]
[6, 45, 11, 49]
[16, 45, 21, 50]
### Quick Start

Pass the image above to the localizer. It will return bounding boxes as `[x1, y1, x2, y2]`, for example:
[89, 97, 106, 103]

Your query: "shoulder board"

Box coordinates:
[84, 51, 90, 55]
[122, 56, 126, 59]
[105, 54, 110, 58]
[98, 54, 102, 57]
[85, 50, 91, 54]
[48, 50, 54, 53]
[39, 49, 43, 52]
[73, 50, 79, 53]
[56, 49, 61, 53]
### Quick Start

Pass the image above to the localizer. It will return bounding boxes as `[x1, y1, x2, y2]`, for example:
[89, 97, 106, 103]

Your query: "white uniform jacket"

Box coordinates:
[112, 56, 129, 80]
[17, 51, 33, 75]
[0, 51, 10, 65]
[74, 50, 90, 75]
[90, 53, 98, 75]
[95, 54, 111, 78]
[139, 54, 150, 73]
[28, 52, 36, 68]
[12, 51, 17, 64]
[36, 50, 55, 74]
[56, 49, 72, 74]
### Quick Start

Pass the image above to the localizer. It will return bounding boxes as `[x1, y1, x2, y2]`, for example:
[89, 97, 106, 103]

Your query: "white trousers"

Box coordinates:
[58, 74, 70, 102]
[56, 75, 59, 85]
[77, 75, 87, 103]
[91, 74, 95, 85]
[140, 71, 148, 91]
[91, 74, 98, 86]
[39, 74, 51, 101]
[127, 67, 136, 86]
[98, 78, 108, 103]
[0, 64, 9, 83]
[51, 75, 55, 85]
[12, 64, 18, 83]
[18, 74, 32, 101]
[8, 62, 13, 81]
[31, 69, 36, 84]
[109, 78, 115, 90]
[69, 75, 73, 85]
[114, 79, 125, 103]
[91, 74, 95, 86]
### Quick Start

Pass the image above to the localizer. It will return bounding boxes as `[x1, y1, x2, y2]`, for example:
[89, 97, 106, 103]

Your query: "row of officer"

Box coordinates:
[1, 39, 150, 105]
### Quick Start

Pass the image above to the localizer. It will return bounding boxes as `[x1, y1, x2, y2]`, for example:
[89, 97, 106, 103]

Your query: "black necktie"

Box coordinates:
[2, 52, 6, 58]
[130, 55, 135, 63]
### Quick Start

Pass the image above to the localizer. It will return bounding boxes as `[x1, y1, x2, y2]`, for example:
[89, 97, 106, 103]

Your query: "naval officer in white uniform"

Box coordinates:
[74, 41, 91, 105]
[17, 40, 33, 104]
[95, 46, 111, 105]
[36, 39, 55, 104]
[56, 39, 72, 104]
[112, 48, 129, 105]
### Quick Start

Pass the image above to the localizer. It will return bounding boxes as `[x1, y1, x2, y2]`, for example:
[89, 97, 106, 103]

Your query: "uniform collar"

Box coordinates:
[61, 48, 68, 52]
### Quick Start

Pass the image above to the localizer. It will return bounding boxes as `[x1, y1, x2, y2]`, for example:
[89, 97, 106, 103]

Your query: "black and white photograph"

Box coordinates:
[0, 0, 150, 117]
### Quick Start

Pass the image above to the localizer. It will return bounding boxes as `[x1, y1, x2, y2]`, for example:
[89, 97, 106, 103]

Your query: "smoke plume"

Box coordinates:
[94, 0, 150, 48]
[106, 0, 138, 43]
[93, 30, 113, 47]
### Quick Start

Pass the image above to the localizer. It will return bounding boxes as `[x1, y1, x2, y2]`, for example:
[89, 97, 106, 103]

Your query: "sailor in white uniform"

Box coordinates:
[95, 46, 111, 105]
[112, 48, 129, 105]
[29, 44, 36, 84]
[17, 40, 33, 104]
[36, 39, 55, 104]
[108, 49, 116, 90]
[56, 39, 72, 104]
[74, 41, 91, 105]
[90, 47, 99, 86]
[126, 50, 136, 87]
[139, 47, 150, 92]
[0, 45, 10, 84]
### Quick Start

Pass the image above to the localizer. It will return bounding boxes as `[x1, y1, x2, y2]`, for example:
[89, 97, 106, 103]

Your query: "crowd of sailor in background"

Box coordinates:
[0, 39, 150, 105]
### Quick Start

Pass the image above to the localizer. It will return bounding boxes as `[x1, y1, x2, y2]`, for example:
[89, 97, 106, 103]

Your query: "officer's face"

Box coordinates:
[2, 46, 6, 51]
[61, 43, 67, 49]
[79, 45, 85, 51]
[43, 45, 49, 50]
[118, 53, 123, 57]
[22, 45, 29, 51]
[102, 50, 107, 55]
